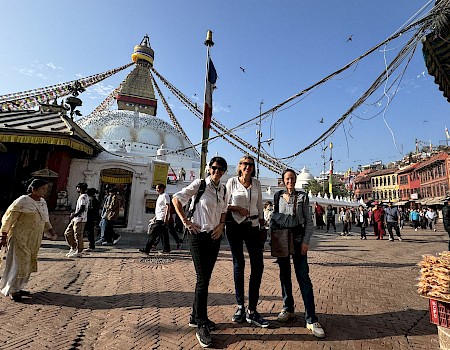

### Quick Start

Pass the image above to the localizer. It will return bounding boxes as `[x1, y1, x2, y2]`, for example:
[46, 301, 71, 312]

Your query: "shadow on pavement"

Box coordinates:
[211, 308, 433, 347]
[22, 290, 278, 310]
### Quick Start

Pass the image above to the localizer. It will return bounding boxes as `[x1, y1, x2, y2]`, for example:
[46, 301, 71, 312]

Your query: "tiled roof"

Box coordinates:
[422, 31, 450, 102]
[0, 109, 103, 155]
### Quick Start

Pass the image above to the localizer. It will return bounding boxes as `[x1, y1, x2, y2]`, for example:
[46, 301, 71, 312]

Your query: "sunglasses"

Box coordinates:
[240, 162, 255, 167]
[211, 166, 225, 173]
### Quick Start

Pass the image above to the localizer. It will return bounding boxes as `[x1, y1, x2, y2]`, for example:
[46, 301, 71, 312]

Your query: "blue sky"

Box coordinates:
[0, 0, 447, 178]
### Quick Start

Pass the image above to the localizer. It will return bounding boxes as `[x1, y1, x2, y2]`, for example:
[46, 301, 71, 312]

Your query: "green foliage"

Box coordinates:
[304, 177, 349, 198]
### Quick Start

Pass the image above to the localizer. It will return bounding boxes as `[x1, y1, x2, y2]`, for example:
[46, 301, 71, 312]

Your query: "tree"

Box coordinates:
[304, 177, 349, 198]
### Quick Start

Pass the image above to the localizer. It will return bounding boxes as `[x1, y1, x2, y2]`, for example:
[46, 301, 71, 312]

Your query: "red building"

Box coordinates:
[415, 152, 449, 205]
[353, 169, 375, 201]
[397, 163, 420, 205]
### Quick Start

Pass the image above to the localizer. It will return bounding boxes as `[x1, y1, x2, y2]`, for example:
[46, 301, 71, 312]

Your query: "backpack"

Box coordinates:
[182, 179, 227, 240]
[185, 179, 207, 220]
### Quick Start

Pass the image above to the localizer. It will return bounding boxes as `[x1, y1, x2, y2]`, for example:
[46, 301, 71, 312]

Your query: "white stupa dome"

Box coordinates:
[296, 167, 315, 189]
[77, 109, 197, 158]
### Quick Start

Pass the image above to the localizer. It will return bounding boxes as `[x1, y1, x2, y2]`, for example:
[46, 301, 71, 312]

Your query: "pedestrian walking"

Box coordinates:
[442, 199, 450, 250]
[372, 202, 385, 240]
[172, 156, 228, 348]
[140, 183, 171, 254]
[64, 182, 89, 257]
[226, 155, 268, 328]
[325, 205, 336, 233]
[0, 179, 56, 302]
[314, 203, 325, 229]
[425, 208, 437, 231]
[97, 187, 122, 246]
[384, 202, 402, 241]
[270, 168, 325, 338]
[356, 205, 368, 239]
[84, 188, 100, 252]
[410, 209, 420, 231]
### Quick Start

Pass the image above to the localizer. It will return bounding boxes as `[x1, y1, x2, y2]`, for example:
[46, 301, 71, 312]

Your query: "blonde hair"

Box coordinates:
[236, 155, 256, 177]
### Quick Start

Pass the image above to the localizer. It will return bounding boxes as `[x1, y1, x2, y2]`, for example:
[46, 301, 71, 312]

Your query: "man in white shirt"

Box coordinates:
[140, 184, 171, 254]
[64, 182, 89, 257]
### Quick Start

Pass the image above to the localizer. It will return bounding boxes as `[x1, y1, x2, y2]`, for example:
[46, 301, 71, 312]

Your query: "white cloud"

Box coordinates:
[85, 82, 115, 99]
[46, 62, 63, 70]
[13, 67, 48, 79]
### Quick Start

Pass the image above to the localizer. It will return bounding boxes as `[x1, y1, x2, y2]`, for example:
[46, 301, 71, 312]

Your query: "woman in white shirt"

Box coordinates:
[226, 155, 268, 328]
[172, 156, 228, 349]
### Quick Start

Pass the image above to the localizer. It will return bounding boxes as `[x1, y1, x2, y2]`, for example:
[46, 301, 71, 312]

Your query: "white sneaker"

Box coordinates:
[306, 322, 325, 338]
[65, 248, 76, 257]
[113, 235, 121, 245]
[434, 229, 437, 232]
[415, 228, 418, 231]
[67, 250, 82, 258]
[277, 309, 294, 322]
[398, 237, 403, 241]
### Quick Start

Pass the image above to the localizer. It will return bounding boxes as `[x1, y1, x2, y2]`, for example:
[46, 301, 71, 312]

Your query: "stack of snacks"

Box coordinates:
[418, 252, 450, 300]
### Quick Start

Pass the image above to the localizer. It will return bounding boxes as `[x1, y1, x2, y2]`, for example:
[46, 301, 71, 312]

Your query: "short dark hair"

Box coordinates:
[108, 186, 118, 193]
[209, 156, 228, 172]
[86, 188, 98, 196]
[77, 182, 88, 191]
[156, 183, 166, 190]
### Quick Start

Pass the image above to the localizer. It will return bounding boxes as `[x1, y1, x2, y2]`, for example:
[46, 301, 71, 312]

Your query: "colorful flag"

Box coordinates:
[200, 56, 217, 178]
[328, 143, 333, 194]
[328, 157, 334, 194]
[202, 58, 217, 130]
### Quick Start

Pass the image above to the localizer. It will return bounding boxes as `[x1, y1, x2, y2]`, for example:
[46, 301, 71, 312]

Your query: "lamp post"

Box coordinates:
[256, 100, 264, 179]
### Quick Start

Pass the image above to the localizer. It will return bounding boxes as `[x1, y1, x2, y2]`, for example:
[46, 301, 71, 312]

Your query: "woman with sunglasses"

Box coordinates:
[271, 169, 325, 338]
[225, 155, 268, 328]
[172, 156, 228, 348]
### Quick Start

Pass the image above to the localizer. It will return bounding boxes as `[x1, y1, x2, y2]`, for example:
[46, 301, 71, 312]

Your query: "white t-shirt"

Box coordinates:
[73, 193, 89, 223]
[155, 192, 170, 221]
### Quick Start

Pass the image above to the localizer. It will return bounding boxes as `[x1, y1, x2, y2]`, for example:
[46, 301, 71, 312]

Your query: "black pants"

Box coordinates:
[84, 220, 96, 249]
[226, 221, 264, 311]
[326, 218, 336, 232]
[360, 226, 366, 239]
[386, 222, 401, 239]
[145, 221, 170, 252]
[190, 231, 221, 326]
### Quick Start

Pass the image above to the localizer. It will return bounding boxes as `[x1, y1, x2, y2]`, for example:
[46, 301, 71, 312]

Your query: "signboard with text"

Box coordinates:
[152, 163, 169, 188]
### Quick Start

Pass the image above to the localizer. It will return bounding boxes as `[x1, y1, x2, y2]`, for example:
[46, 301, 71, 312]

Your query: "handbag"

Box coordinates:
[270, 192, 298, 257]
[271, 228, 294, 257]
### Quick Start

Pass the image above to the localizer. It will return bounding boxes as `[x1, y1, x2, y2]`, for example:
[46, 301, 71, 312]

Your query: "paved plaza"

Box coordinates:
[0, 223, 445, 349]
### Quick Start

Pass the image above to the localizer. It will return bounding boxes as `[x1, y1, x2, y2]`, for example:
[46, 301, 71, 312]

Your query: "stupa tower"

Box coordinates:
[116, 35, 157, 115]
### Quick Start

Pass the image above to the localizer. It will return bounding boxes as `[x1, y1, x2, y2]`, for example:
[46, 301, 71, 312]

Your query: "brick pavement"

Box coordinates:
[0, 222, 445, 349]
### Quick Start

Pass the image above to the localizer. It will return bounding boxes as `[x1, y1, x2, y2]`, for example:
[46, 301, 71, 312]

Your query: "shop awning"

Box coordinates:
[394, 201, 409, 206]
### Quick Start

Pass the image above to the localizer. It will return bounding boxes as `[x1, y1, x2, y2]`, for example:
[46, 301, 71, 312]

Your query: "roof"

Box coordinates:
[422, 31, 450, 102]
[370, 168, 397, 177]
[396, 163, 418, 175]
[0, 108, 103, 155]
[415, 152, 448, 171]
